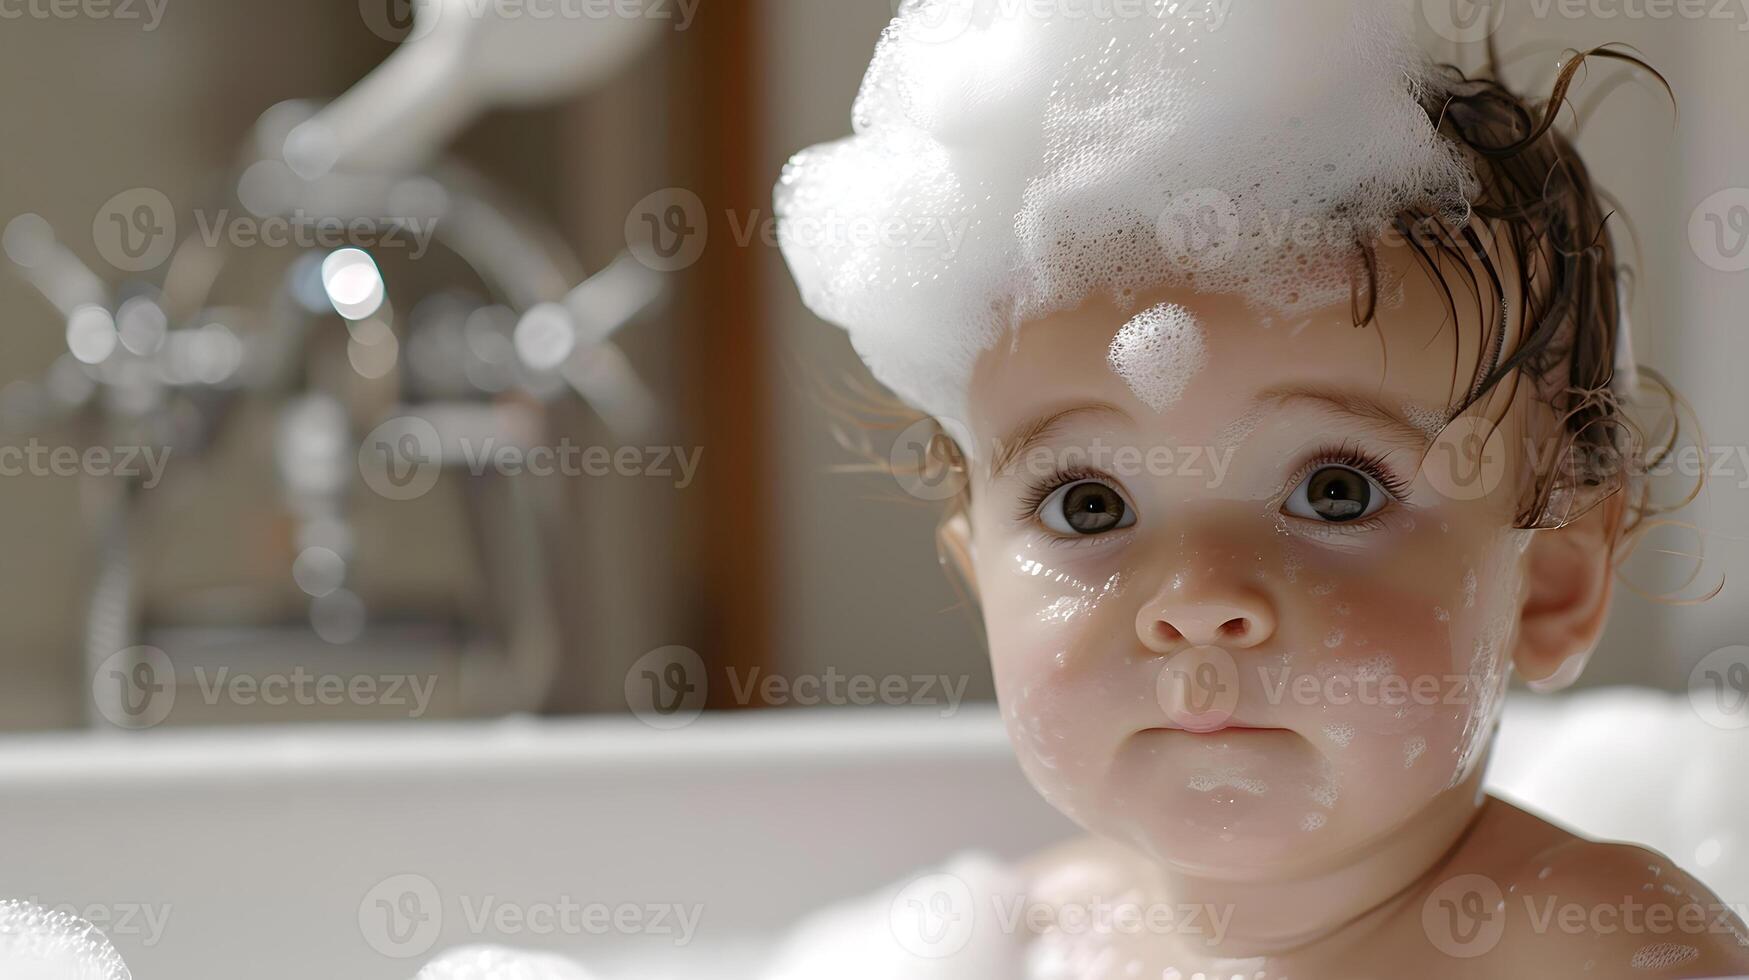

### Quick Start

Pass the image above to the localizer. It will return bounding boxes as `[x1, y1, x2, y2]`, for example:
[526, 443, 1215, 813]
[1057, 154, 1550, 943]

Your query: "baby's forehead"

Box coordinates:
[966, 278, 1469, 448]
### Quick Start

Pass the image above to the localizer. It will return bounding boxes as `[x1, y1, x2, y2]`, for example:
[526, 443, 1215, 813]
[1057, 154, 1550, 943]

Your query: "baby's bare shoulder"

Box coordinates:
[1453, 806, 1749, 975]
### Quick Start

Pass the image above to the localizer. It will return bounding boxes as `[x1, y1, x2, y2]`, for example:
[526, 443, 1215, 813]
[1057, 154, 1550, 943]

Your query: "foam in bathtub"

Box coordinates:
[416, 945, 602, 980]
[0, 900, 133, 980]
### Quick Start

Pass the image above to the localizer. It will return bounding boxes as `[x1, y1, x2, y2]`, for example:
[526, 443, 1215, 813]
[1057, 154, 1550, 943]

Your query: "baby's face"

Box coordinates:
[961, 244, 1540, 874]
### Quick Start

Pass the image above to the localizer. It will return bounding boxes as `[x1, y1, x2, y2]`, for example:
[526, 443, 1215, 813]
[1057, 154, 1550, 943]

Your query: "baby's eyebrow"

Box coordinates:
[1254, 383, 1441, 449]
[989, 402, 1131, 478]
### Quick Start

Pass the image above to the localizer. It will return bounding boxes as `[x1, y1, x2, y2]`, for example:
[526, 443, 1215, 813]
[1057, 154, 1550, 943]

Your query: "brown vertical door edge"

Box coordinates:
[680, 0, 775, 708]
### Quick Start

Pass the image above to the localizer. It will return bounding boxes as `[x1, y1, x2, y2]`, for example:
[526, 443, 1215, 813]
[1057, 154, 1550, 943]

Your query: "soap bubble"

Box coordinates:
[0, 900, 133, 980]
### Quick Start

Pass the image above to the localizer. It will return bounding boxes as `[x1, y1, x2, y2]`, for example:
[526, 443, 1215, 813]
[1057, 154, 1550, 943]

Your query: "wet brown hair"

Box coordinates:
[1367, 40, 1682, 540]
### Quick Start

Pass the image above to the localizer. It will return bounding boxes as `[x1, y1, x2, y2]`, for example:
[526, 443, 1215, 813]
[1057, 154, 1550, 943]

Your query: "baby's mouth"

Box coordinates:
[1141, 720, 1292, 737]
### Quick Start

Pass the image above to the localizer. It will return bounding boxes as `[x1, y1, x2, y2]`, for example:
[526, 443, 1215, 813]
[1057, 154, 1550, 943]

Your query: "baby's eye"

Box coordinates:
[1282, 465, 1391, 524]
[1038, 480, 1137, 536]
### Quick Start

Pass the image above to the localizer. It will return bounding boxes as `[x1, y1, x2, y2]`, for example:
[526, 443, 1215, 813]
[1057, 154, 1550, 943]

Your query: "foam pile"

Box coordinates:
[0, 901, 132, 980]
[776, 0, 1476, 420]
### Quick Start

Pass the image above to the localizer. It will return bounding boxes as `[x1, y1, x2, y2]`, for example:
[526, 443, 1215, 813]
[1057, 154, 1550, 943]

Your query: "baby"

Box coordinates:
[768, 0, 1749, 977]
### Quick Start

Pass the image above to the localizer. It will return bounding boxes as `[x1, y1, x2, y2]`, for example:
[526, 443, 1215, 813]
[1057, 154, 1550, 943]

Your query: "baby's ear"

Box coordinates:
[1513, 495, 1622, 692]
[938, 512, 979, 603]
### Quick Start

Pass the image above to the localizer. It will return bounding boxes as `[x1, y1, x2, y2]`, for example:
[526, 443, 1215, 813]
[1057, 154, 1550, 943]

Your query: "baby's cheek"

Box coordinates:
[1282, 521, 1527, 804]
[982, 547, 1144, 817]
[989, 646, 1113, 824]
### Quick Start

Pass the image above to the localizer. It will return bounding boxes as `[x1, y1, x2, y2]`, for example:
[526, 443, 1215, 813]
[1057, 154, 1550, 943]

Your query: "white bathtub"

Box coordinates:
[0, 689, 1741, 979]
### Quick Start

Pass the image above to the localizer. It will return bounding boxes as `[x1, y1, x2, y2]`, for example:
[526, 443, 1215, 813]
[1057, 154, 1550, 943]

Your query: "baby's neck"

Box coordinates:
[1151, 771, 1491, 959]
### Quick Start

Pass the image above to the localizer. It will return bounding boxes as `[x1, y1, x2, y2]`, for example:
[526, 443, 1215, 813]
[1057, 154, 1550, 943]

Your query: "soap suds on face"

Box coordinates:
[1628, 943, 1700, 970]
[1215, 404, 1268, 455]
[1189, 767, 1269, 796]
[1107, 302, 1205, 413]
[1301, 812, 1327, 832]
[1401, 400, 1450, 439]
[1307, 761, 1340, 809]
[1403, 734, 1427, 767]
[1354, 654, 1395, 682]
[1322, 722, 1356, 748]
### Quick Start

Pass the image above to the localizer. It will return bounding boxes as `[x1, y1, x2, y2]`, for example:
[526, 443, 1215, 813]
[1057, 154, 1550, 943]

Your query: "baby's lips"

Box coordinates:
[1154, 644, 1242, 730]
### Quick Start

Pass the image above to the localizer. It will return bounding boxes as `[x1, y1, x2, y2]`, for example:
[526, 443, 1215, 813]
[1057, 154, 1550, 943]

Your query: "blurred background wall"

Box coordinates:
[0, 0, 1742, 730]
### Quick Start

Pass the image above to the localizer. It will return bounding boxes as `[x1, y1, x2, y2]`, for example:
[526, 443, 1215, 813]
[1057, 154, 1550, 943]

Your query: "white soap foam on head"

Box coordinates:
[776, 0, 1476, 420]
[0, 901, 131, 980]
[1107, 302, 1204, 412]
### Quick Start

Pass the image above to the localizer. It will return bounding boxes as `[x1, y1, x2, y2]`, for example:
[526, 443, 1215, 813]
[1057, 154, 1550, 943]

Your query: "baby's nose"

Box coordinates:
[1136, 589, 1276, 652]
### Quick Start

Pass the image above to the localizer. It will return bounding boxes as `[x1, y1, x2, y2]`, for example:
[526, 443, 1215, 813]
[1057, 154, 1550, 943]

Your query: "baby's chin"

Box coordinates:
[1079, 726, 1347, 872]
